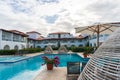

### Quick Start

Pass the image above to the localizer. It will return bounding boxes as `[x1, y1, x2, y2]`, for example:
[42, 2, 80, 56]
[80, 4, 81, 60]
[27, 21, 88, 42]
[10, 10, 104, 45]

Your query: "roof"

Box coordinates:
[9, 30, 28, 36]
[36, 37, 44, 40]
[26, 31, 41, 35]
[43, 37, 84, 41]
[28, 37, 44, 41]
[0, 29, 28, 37]
[49, 32, 70, 35]
[75, 35, 84, 39]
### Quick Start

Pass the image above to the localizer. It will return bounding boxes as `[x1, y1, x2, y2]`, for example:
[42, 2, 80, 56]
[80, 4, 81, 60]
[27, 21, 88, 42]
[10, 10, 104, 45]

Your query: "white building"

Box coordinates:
[0, 29, 27, 50]
[26, 31, 44, 48]
[89, 34, 109, 47]
[35, 32, 88, 48]
[0, 29, 89, 50]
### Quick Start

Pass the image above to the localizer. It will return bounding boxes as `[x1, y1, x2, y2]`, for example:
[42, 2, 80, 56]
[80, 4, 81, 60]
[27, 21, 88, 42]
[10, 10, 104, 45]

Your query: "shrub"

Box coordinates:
[0, 50, 17, 55]
[52, 47, 59, 50]
[70, 46, 94, 53]
[71, 47, 84, 52]
[84, 47, 94, 54]
[19, 48, 42, 54]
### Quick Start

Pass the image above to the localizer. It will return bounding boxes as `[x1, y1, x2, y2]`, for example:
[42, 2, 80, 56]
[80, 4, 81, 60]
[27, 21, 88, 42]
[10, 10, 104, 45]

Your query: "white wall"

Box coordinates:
[0, 30, 2, 49]
[35, 39, 86, 48]
[89, 34, 109, 47]
[1, 41, 27, 50]
[0, 30, 27, 50]
[47, 33, 73, 38]
[47, 34, 58, 38]
[27, 33, 40, 39]
[60, 34, 73, 38]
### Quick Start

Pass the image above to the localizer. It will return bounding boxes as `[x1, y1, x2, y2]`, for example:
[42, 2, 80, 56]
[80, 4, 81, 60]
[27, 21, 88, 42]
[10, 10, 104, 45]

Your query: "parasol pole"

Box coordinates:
[97, 25, 100, 47]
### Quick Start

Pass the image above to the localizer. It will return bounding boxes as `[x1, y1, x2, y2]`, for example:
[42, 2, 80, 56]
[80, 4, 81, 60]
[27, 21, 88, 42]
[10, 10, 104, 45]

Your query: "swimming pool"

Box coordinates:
[0, 56, 28, 63]
[0, 54, 89, 80]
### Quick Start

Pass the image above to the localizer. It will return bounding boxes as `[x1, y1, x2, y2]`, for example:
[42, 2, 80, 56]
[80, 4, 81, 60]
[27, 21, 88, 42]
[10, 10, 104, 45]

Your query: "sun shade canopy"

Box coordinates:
[75, 22, 120, 47]
[75, 22, 120, 35]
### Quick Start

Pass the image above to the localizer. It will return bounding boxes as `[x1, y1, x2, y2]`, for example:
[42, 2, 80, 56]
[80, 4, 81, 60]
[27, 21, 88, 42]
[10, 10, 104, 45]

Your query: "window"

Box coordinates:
[71, 45, 75, 47]
[37, 46, 41, 48]
[4, 45, 10, 50]
[2, 31, 12, 41]
[30, 46, 33, 48]
[94, 43, 96, 47]
[71, 40, 75, 43]
[21, 45, 25, 49]
[44, 41, 48, 44]
[14, 45, 19, 50]
[79, 45, 83, 47]
[13, 34, 20, 42]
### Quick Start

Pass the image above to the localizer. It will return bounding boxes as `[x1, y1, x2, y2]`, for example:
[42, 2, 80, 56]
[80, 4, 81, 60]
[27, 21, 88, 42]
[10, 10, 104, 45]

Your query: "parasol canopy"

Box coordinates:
[75, 22, 120, 47]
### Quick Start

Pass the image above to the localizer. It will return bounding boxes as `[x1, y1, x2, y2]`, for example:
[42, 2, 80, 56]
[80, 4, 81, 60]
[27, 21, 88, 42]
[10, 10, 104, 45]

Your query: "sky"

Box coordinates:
[0, 0, 120, 36]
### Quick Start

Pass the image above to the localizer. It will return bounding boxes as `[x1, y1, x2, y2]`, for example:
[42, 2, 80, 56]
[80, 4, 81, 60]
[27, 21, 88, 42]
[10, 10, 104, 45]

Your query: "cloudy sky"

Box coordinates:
[0, 0, 120, 36]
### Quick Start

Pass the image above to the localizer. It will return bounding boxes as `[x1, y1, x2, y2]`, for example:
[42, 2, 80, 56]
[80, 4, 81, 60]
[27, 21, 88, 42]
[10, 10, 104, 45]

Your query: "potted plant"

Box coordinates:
[83, 47, 93, 58]
[42, 56, 60, 70]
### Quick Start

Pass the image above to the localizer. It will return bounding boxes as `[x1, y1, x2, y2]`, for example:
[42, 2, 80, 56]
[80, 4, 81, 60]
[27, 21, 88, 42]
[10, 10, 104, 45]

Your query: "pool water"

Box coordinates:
[0, 54, 89, 80]
[0, 56, 28, 63]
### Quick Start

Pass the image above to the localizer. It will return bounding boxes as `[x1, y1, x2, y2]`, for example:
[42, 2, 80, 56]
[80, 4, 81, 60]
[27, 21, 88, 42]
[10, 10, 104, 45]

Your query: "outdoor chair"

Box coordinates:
[81, 62, 87, 72]
[58, 45, 68, 54]
[67, 62, 80, 80]
[44, 46, 53, 54]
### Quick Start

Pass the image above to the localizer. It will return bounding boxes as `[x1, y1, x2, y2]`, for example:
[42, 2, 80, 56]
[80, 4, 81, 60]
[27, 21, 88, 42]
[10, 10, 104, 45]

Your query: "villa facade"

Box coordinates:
[35, 32, 88, 48]
[89, 34, 109, 47]
[0, 29, 27, 50]
[0, 29, 89, 50]
[0, 28, 111, 50]
[26, 31, 44, 48]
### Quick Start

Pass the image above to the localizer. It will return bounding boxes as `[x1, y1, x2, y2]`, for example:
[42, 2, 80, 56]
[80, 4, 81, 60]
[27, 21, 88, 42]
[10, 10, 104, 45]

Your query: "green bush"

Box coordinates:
[70, 46, 94, 53]
[84, 47, 94, 54]
[0, 48, 42, 55]
[0, 50, 17, 55]
[71, 47, 84, 52]
[52, 47, 59, 50]
[19, 48, 42, 54]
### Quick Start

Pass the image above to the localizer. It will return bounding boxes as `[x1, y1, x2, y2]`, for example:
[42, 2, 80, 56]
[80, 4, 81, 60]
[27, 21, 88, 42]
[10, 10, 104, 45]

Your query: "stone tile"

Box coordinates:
[34, 67, 67, 80]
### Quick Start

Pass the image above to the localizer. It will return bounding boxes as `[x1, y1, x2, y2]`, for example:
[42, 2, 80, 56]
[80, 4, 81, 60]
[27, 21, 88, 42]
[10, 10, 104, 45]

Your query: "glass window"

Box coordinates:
[4, 45, 10, 50]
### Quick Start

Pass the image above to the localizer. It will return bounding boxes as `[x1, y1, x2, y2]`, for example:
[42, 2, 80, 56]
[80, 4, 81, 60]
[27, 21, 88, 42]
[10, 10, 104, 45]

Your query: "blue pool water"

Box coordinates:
[0, 56, 28, 63]
[0, 54, 89, 80]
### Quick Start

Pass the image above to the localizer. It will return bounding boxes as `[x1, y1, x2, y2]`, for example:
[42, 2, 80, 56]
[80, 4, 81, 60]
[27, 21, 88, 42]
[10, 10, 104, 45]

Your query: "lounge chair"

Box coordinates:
[44, 46, 53, 54]
[58, 45, 68, 53]
[67, 62, 80, 80]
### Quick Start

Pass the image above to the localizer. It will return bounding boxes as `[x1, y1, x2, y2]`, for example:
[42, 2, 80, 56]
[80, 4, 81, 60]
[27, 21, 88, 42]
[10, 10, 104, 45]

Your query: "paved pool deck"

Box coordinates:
[31, 52, 84, 80]
[33, 67, 67, 80]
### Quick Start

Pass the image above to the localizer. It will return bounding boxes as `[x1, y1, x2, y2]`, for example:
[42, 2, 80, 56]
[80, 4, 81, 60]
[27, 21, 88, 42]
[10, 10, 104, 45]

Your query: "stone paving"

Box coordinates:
[34, 67, 67, 80]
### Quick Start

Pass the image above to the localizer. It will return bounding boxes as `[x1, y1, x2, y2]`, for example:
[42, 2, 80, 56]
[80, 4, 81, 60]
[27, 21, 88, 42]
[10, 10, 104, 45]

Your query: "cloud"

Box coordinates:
[86, 0, 120, 22]
[0, 0, 120, 36]
[43, 15, 59, 24]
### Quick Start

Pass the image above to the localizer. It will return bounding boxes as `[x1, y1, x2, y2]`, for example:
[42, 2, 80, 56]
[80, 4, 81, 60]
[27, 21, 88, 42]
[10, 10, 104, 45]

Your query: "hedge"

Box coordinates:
[0, 50, 17, 55]
[0, 48, 42, 55]
[84, 47, 94, 54]
[71, 47, 95, 53]
[71, 47, 84, 52]
[19, 48, 41, 54]
[52, 47, 59, 50]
